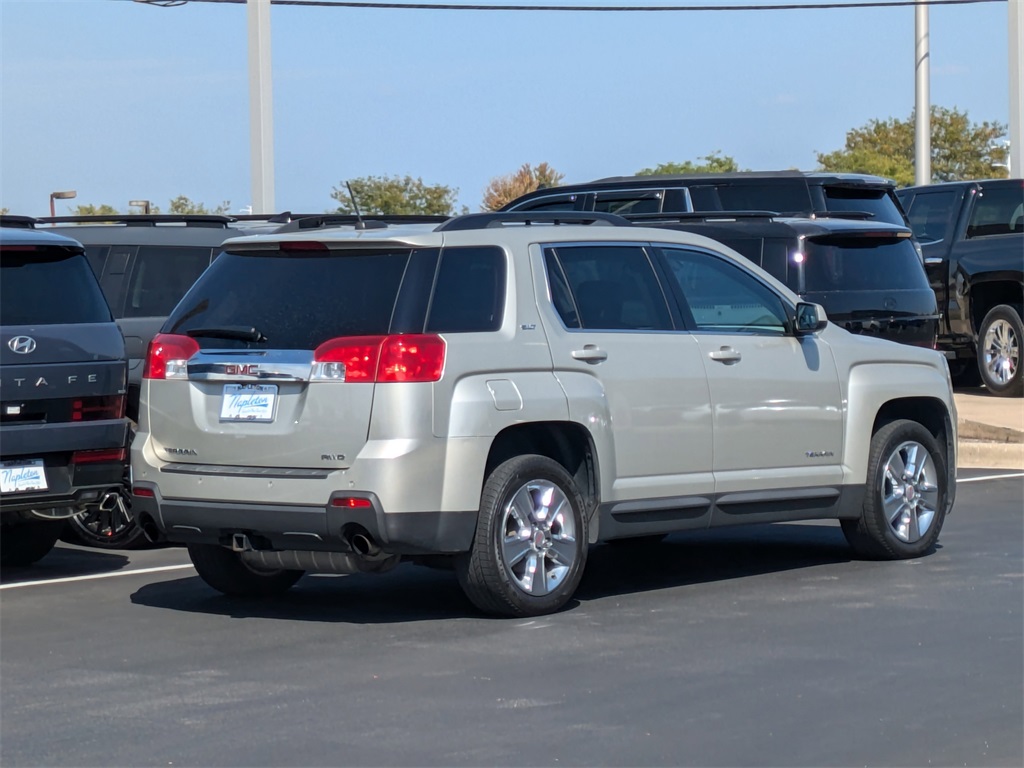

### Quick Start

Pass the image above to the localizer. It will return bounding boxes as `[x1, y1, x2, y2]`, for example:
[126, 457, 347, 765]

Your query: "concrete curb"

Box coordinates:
[957, 417, 1024, 470]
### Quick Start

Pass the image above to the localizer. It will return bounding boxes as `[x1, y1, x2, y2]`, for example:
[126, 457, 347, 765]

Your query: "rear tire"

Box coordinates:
[977, 304, 1023, 397]
[456, 455, 589, 617]
[842, 419, 948, 560]
[187, 543, 304, 597]
[1, 520, 64, 566]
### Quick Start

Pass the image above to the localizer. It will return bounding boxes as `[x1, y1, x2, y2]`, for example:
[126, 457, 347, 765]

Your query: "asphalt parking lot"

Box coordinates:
[1, 468, 1021, 767]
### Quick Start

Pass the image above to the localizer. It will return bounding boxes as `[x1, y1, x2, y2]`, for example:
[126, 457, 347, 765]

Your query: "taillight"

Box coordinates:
[72, 394, 125, 421]
[144, 333, 200, 380]
[312, 334, 445, 383]
[72, 448, 126, 465]
[331, 497, 372, 508]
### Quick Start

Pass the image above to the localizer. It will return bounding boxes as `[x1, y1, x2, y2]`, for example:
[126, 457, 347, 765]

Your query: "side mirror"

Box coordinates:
[794, 302, 828, 335]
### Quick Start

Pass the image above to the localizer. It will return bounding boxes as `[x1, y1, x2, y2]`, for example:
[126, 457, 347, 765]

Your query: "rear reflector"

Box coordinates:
[133, 487, 155, 498]
[331, 497, 372, 508]
[72, 448, 126, 465]
[144, 333, 200, 380]
[313, 334, 445, 383]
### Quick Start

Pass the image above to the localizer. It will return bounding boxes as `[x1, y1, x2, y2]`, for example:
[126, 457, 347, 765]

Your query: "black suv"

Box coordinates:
[502, 171, 911, 227]
[0, 228, 131, 566]
[626, 213, 939, 348]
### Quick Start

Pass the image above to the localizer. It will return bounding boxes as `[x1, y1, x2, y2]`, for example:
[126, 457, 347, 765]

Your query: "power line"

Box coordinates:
[129, 0, 1004, 13]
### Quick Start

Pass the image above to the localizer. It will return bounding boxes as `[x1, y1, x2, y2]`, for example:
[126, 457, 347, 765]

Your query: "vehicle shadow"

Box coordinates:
[129, 522, 866, 624]
[0, 544, 129, 585]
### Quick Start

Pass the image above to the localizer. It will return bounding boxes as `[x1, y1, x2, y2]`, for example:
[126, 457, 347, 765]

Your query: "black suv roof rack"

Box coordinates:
[273, 213, 450, 233]
[436, 211, 631, 231]
[37, 214, 236, 228]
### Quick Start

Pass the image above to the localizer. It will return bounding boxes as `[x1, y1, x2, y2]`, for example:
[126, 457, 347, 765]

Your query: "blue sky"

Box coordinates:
[0, 0, 1011, 216]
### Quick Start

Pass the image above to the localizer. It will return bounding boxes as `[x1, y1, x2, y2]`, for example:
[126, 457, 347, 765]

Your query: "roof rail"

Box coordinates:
[625, 211, 780, 223]
[0, 214, 40, 229]
[807, 211, 876, 220]
[436, 211, 631, 231]
[273, 213, 450, 233]
[37, 214, 235, 228]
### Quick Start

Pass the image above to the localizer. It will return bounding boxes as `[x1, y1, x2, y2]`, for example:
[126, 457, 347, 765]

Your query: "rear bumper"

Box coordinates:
[0, 459, 125, 516]
[131, 483, 477, 555]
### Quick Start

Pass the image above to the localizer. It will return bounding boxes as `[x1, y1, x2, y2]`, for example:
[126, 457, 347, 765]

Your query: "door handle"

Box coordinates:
[708, 346, 742, 364]
[572, 345, 608, 363]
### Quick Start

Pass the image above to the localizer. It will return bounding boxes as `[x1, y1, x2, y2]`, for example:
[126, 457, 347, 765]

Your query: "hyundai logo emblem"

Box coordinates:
[7, 336, 37, 354]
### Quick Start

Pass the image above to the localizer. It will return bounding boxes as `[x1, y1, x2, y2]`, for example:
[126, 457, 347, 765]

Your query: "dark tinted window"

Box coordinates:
[166, 249, 411, 350]
[593, 192, 662, 215]
[824, 186, 905, 225]
[802, 237, 931, 292]
[967, 184, 1024, 238]
[690, 181, 811, 214]
[659, 247, 788, 334]
[1, 248, 112, 325]
[426, 247, 505, 333]
[904, 190, 958, 242]
[512, 195, 579, 212]
[545, 245, 672, 331]
[84, 245, 109, 277]
[124, 246, 213, 318]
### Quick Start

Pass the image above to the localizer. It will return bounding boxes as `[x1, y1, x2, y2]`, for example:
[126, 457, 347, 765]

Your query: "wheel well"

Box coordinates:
[485, 422, 599, 538]
[872, 397, 953, 460]
[969, 281, 1024, 337]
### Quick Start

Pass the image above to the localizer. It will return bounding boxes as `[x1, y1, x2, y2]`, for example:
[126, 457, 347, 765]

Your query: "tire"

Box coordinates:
[456, 455, 589, 617]
[64, 494, 148, 550]
[1, 520, 64, 567]
[842, 419, 949, 560]
[977, 304, 1023, 397]
[187, 543, 304, 597]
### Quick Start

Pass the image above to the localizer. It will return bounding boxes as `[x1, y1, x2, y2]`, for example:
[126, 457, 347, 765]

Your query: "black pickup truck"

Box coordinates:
[897, 179, 1024, 397]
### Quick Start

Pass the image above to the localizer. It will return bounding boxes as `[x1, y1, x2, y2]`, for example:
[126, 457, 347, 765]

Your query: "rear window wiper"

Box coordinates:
[185, 326, 267, 343]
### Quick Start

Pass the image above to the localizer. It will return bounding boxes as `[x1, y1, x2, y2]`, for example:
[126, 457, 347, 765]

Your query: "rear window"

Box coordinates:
[166, 249, 412, 350]
[1, 248, 112, 325]
[824, 186, 906, 226]
[801, 237, 930, 293]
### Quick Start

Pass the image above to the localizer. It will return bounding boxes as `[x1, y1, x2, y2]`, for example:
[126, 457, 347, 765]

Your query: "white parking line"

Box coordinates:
[957, 472, 1024, 484]
[0, 563, 194, 591]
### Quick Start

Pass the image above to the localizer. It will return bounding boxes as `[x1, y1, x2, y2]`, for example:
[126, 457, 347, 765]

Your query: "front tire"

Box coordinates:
[842, 419, 949, 560]
[187, 543, 304, 597]
[977, 304, 1023, 397]
[457, 455, 589, 617]
[1, 520, 64, 566]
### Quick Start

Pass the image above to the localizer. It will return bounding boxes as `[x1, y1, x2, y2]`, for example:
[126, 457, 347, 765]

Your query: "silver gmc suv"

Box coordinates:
[130, 212, 958, 617]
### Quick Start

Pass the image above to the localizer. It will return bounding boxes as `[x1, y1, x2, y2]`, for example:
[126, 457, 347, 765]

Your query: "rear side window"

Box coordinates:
[904, 190, 958, 242]
[801, 237, 931, 292]
[689, 181, 811, 214]
[544, 245, 672, 331]
[966, 184, 1024, 239]
[166, 249, 411, 350]
[1, 248, 112, 325]
[593, 192, 663, 215]
[426, 247, 505, 333]
[824, 186, 906, 226]
[124, 246, 214, 318]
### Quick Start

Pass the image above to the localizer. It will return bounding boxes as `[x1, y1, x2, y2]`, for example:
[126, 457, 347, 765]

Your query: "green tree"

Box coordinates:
[481, 162, 565, 211]
[816, 106, 1008, 186]
[331, 175, 464, 216]
[637, 151, 743, 176]
[0, 207, 9, 215]
[71, 204, 120, 216]
[167, 196, 230, 215]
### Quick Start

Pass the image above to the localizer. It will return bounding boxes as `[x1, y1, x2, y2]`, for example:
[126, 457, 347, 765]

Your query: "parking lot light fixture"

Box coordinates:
[49, 190, 76, 217]
[129, 200, 152, 214]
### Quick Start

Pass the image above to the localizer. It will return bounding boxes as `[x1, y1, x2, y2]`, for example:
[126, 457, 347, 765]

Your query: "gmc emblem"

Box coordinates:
[225, 364, 260, 376]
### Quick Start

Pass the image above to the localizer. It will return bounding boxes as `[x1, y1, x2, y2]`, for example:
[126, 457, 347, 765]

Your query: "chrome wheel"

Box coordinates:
[500, 480, 578, 596]
[880, 440, 939, 544]
[981, 316, 1019, 387]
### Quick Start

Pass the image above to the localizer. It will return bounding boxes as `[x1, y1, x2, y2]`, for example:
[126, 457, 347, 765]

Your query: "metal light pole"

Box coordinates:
[1010, 0, 1023, 178]
[914, 4, 931, 186]
[49, 190, 76, 217]
[248, 0, 275, 213]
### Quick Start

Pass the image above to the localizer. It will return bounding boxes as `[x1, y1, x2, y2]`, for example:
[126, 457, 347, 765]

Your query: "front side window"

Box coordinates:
[904, 190, 958, 243]
[544, 245, 673, 331]
[124, 246, 214, 318]
[1, 248, 112, 325]
[658, 247, 788, 334]
[966, 184, 1024, 239]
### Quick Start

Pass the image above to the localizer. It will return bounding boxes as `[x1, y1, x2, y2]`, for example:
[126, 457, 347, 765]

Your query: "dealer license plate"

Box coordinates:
[0, 459, 48, 493]
[220, 384, 278, 422]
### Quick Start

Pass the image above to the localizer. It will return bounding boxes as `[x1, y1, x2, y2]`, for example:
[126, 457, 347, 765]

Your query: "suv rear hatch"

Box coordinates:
[142, 243, 443, 470]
